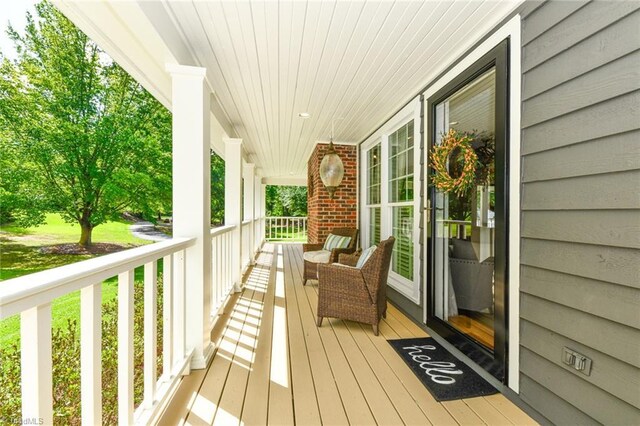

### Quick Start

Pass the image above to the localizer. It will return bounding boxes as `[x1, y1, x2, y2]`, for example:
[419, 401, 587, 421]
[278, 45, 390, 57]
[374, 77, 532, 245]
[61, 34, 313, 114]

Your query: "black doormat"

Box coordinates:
[388, 337, 497, 401]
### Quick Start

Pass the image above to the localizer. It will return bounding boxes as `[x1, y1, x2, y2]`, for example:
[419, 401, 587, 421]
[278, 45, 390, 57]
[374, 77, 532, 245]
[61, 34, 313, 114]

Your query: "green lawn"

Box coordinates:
[0, 214, 152, 347]
[1, 213, 148, 246]
[0, 267, 158, 347]
[266, 227, 307, 242]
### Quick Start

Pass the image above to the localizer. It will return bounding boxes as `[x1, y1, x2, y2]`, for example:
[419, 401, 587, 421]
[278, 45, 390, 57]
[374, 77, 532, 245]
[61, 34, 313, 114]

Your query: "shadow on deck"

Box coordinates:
[158, 243, 536, 425]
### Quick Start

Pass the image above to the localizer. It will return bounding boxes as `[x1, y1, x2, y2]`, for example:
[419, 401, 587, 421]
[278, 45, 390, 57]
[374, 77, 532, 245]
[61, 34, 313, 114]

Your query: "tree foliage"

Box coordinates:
[211, 151, 225, 225]
[0, 1, 172, 245]
[266, 185, 307, 217]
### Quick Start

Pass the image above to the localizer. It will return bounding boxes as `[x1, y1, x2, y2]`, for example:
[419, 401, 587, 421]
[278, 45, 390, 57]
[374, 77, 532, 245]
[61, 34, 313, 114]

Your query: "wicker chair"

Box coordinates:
[302, 227, 359, 285]
[316, 237, 395, 336]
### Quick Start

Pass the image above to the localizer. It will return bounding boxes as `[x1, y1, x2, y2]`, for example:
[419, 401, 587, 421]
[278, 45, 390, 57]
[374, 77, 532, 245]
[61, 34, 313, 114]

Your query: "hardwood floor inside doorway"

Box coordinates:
[448, 314, 495, 350]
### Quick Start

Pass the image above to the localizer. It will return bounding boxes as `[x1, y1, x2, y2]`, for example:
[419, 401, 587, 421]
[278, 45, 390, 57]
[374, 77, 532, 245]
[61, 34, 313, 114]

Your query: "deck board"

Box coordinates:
[159, 243, 537, 426]
[241, 246, 276, 425]
[287, 243, 351, 425]
[282, 243, 323, 425]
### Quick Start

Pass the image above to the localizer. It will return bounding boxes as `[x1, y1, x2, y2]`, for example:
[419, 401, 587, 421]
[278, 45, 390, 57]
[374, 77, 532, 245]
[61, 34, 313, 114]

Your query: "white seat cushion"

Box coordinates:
[303, 250, 331, 264]
[356, 245, 377, 268]
[333, 263, 356, 268]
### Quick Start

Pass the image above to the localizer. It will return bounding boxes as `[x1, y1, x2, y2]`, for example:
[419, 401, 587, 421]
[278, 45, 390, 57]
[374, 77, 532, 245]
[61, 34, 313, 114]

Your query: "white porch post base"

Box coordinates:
[167, 63, 212, 370]
[190, 343, 215, 370]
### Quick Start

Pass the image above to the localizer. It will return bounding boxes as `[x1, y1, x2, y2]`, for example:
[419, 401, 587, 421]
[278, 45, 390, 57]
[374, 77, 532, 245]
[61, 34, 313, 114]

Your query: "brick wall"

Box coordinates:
[307, 143, 358, 244]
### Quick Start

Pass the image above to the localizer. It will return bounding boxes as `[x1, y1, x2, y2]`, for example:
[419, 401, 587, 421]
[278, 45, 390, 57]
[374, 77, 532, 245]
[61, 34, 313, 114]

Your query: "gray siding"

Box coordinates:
[519, 1, 640, 424]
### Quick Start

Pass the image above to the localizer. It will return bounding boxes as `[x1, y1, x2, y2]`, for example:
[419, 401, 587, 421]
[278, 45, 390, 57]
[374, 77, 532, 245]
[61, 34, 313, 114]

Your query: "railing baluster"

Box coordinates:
[174, 250, 186, 366]
[223, 233, 228, 293]
[81, 283, 102, 425]
[214, 237, 218, 317]
[263, 217, 308, 241]
[221, 234, 226, 295]
[21, 303, 53, 425]
[217, 237, 222, 310]
[118, 270, 134, 424]
[214, 235, 218, 310]
[228, 233, 232, 292]
[163, 254, 174, 378]
[144, 261, 158, 408]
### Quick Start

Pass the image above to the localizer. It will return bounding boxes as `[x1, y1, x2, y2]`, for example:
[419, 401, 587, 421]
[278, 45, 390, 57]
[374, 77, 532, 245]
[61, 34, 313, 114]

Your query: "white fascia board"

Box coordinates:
[53, 0, 174, 109]
[52, 1, 236, 148]
[137, 1, 237, 139]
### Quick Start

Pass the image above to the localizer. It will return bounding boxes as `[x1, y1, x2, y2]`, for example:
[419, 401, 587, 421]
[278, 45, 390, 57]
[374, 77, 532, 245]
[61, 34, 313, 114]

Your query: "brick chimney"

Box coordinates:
[307, 143, 358, 244]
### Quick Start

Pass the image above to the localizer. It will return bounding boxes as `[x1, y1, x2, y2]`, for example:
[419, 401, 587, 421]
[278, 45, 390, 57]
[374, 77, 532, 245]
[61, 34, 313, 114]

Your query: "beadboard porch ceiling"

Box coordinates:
[54, 0, 521, 181]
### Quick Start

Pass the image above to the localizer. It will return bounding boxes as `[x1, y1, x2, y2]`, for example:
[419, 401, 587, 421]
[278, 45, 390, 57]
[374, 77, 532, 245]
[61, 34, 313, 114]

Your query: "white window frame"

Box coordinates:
[360, 97, 421, 303]
[363, 141, 382, 248]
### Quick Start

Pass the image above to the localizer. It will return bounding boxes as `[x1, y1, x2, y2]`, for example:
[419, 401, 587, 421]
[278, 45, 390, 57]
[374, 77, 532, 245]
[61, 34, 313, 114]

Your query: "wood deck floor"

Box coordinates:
[158, 244, 537, 426]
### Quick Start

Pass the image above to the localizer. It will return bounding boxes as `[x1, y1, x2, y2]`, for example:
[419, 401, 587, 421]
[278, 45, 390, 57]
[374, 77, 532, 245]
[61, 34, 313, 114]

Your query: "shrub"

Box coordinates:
[0, 277, 164, 425]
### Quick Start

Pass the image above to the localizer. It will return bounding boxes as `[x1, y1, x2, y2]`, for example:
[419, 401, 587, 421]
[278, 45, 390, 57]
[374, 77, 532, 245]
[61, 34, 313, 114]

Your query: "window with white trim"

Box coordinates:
[360, 98, 420, 302]
[388, 121, 414, 280]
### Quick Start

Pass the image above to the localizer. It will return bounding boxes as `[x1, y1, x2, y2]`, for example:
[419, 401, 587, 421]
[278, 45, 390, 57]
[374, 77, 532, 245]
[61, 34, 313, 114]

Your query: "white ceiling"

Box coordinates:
[56, 0, 521, 180]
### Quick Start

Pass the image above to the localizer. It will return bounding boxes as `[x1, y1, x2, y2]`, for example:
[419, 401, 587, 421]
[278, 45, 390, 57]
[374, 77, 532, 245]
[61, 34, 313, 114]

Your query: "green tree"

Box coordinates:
[211, 150, 225, 225]
[266, 185, 307, 217]
[0, 130, 43, 224]
[0, 1, 172, 245]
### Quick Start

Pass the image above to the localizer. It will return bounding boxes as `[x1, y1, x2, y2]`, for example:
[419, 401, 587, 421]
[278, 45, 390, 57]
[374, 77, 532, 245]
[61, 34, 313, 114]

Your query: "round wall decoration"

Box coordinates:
[429, 129, 478, 196]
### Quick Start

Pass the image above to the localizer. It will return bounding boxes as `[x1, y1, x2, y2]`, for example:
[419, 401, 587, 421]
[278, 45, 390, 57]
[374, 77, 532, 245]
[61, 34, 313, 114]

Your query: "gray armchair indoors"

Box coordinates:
[449, 238, 494, 312]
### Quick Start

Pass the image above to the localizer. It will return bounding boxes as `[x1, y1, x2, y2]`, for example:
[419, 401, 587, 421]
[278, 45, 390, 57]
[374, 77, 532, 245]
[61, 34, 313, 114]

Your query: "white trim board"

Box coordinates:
[421, 14, 522, 393]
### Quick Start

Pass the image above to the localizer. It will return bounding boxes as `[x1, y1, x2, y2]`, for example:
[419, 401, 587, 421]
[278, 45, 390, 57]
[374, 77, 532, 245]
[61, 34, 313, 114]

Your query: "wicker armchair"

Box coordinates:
[316, 237, 395, 335]
[302, 227, 359, 285]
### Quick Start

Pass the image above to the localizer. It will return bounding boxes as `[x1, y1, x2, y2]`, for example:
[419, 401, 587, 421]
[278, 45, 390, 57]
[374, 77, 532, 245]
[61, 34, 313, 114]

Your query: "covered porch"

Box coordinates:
[0, 1, 533, 422]
[158, 244, 535, 426]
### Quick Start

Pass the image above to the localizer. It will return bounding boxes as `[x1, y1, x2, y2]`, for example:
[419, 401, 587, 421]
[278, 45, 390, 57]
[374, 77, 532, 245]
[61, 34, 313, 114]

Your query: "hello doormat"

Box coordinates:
[388, 337, 497, 401]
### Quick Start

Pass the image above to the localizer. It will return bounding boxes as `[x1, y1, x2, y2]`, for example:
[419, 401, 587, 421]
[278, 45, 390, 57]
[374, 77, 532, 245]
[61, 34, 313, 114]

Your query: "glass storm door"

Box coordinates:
[427, 41, 508, 381]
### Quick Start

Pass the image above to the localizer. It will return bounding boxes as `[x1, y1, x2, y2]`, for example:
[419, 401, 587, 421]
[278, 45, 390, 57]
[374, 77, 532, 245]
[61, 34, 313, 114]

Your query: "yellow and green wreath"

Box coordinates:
[429, 129, 478, 196]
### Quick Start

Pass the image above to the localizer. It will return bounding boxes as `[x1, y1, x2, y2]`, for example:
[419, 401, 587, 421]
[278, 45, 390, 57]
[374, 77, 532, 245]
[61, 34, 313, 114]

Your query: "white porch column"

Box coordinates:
[167, 64, 212, 369]
[243, 163, 256, 264]
[225, 138, 243, 291]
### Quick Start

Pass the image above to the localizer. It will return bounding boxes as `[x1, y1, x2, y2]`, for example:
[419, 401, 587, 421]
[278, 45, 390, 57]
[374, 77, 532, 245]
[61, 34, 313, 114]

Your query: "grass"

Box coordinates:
[0, 238, 93, 280]
[0, 266, 159, 347]
[1, 213, 148, 246]
[0, 214, 152, 347]
[266, 227, 307, 242]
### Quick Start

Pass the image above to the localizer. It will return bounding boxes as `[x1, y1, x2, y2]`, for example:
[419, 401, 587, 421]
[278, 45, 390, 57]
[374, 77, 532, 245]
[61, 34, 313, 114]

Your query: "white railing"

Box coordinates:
[0, 218, 267, 425]
[0, 238, 196, 425]
[210, 225, 236, 316]
[265, 216, 308, 241]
